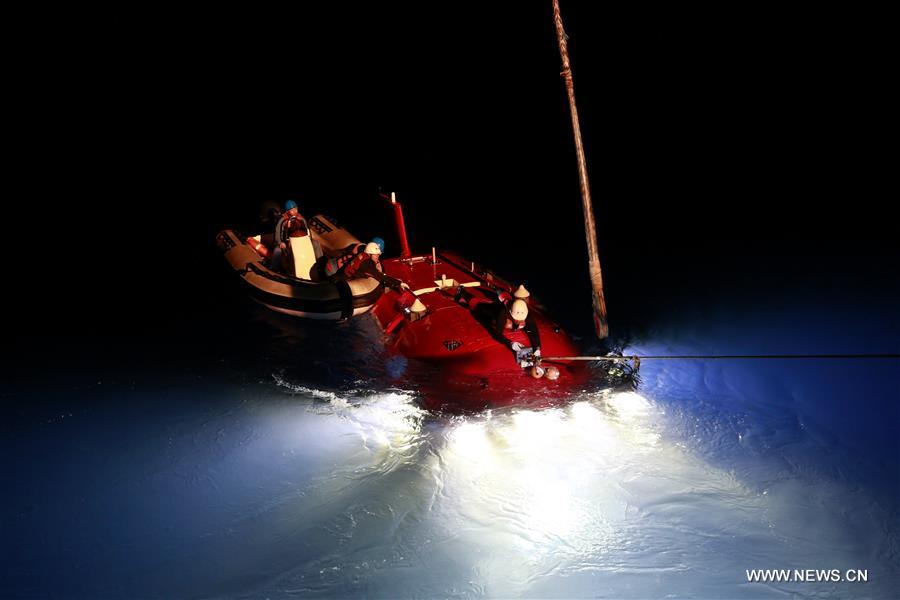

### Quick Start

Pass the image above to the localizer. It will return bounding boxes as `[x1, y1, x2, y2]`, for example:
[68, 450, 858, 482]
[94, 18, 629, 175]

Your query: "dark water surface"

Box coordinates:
[8, 3, 896, 596]
[2, 243, 898, 598]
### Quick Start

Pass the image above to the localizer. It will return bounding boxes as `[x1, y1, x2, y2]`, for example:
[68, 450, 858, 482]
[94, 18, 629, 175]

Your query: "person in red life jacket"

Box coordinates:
[329, 239, 410, 292]
[276, 199, 309, 241]
[316, 236, 383, 281]
[494, 298, 542, 366]
[270, 199, 325, 274]
[268, 199, 303, 272]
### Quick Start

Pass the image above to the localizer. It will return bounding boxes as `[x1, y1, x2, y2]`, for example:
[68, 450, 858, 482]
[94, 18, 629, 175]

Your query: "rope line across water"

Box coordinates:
[541, 354, 900, 362]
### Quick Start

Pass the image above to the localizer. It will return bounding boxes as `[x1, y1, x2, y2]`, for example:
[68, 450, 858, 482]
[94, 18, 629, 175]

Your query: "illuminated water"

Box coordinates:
[3, 252, 898, 598]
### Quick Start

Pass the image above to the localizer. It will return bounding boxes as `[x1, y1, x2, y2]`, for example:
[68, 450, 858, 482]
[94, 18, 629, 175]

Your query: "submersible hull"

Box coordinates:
[372, 250, 589, 411]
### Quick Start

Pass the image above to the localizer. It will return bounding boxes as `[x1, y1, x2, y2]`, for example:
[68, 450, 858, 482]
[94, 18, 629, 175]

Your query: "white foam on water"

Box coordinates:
[209, 384, 898, 598]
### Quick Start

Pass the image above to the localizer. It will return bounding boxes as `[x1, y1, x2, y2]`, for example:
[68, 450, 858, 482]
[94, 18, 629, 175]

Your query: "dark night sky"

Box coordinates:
[6, 4, 895, 352]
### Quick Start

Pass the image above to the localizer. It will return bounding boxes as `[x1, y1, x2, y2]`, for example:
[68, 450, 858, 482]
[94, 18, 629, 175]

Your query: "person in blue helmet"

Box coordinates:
[317, 237, 408, 291]
[275, 199, 309, 242]
[332, 239, 409, 291]
[270, 199, 314, 273]
[314, 236, 380, 279]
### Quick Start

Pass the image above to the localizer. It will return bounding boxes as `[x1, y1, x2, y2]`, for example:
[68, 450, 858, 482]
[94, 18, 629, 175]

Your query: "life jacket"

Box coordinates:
[324, 245, 365, 277]
[501, 313, 530, 345]
[504, 315, 526, 331]
[275, 213, 308, 244]
[285, 215, 308, 237]
[340, 252, 369, 279]
[503, 326, 531, 346]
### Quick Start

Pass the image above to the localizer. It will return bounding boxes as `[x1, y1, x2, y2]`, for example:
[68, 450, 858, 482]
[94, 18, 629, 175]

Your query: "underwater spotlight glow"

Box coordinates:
[433, 389, 777, 565]
[336, 391, 425, 452]
[606, 391, 653, 421]
[232, 383, 886, 598]
[276, 386, 426, 456]
[438, 393, 668, 550]
[277, 388, 765, 567]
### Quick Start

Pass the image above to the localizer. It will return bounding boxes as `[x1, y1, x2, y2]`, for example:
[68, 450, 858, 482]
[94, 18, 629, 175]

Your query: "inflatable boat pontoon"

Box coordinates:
[216, 215, 384, 320]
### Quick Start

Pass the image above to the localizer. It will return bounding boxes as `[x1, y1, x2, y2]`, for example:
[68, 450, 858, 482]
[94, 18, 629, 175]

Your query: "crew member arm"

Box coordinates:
[358, 261, 406, 291]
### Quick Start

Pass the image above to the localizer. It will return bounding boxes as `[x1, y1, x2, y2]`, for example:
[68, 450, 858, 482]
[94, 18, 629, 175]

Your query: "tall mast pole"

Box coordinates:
[552, 0, 609, 339]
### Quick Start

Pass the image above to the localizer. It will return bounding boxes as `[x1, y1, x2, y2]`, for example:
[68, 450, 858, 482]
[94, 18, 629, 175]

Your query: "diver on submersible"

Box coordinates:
[497, 294, 559, 379]
[495, 298, 542, 367]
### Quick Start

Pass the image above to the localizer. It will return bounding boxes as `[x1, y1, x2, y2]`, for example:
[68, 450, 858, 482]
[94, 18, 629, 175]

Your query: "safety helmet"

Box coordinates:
[371, 237, 385, 253]
[284, 199, 298, 211]
[513, 284, 530, 299]
[364, 242, 382, 255]
[410, 298, 427, 313]
[510, 299, 529, 321]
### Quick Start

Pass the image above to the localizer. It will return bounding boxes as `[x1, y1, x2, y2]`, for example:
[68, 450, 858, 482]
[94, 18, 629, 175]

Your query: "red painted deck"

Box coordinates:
[371, 250, 588, 410]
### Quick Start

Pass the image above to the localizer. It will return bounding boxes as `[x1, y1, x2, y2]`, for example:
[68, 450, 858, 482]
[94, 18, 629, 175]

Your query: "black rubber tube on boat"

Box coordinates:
[336, 280, 354, 320]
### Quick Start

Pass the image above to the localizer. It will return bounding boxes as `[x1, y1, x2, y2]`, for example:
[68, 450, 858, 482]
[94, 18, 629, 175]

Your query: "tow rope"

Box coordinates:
[539, 354, 900, 370]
